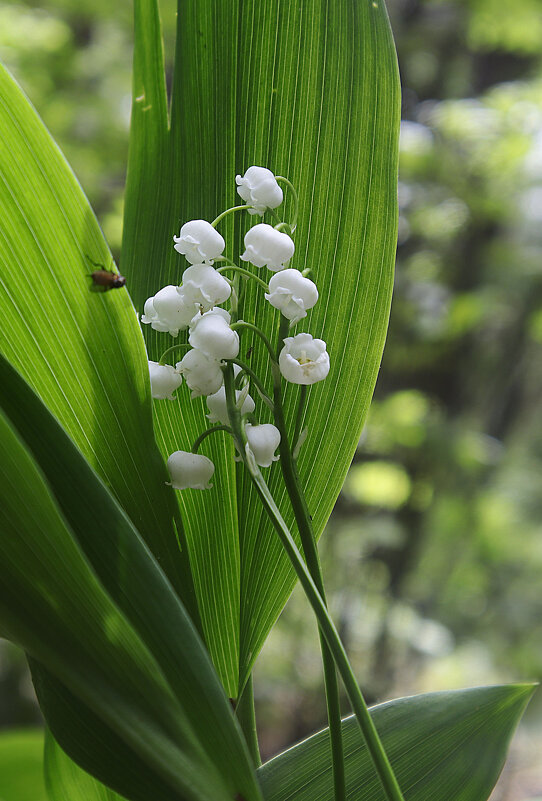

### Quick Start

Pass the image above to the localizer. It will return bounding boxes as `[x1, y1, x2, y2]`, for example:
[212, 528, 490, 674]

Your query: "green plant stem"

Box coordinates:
[158, 343, 189, 365]
[230, 322, 277, 362]
[235, 673, 261, 768]
[229, 359, 274, 409]
[211, 204, 252, 228]
[191, 425, 232, 453]
[266, 208, 292, 237]
[275, 175, 299, 231]
[223, 366, 405, 801]
[273, 317, 345, 801]
[216, 264, 269, 291]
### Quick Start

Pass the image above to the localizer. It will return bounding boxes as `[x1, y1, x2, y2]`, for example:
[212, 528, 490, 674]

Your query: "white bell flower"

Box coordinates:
[279, 333, 330, 385]
[235, 166, 283, 215]
[265, 269, 318, 324]
[189, 308, 239, 360]
[241, 224, 294, 272]
[176, 349, 223, 398]
[206, 384, 255, 425]
[167, 450, 214, 490]
[245, 423, 281, 467]
[148, 361, 182, 400]
[141, 285, 198, 336]
[178, 264, 231, 311]
[173, 220, 225, 264]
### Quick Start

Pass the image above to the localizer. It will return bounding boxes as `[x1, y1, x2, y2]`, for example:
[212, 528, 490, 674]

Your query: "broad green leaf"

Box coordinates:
[0, 355, 262, 801]
[0, 62, 198, 623]
[0, 405, 238, 801]
[123, 0, 400, 695]
[257, 684, 535, 800]
[0, 729, 47, 801]
[44, 728, 124, 801]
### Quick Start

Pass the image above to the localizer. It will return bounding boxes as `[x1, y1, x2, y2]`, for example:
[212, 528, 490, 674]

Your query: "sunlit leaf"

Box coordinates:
[123, 0, 400, 696]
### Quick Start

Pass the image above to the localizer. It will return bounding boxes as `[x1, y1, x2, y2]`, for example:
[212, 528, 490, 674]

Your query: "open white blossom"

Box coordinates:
[241, 223, 294, 272]
[279, 333, 330, 385]
[176, 349, 223, 397]
[206, 384, 255, 425]
[189, 308, 239, 360]
[167, 450, 214, 490]
[245, 423, 281, 467]
[141, 285, 198, 336]
[148, 361, 182, 400]
[179, 264, 231, 311]
[173, 220, 225, 264]
[235, 166, 283, 215]
[265, 269, 318, 324]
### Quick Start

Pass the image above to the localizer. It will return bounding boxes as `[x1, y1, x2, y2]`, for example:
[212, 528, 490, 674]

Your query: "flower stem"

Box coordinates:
[191, 425, 232, 453]
[211, 205, 252, 228]
[273, 317, 345, 801]
[275, 176, 299, 232]
[224, 365, 404, 801]
[228, 359, 274, 410]
[158, 343, 189, 365]
[235, 674, 261, 768]
[216, 264, 269, 291]
[230, 322, 277, 363]
[249, 469, 404, 801]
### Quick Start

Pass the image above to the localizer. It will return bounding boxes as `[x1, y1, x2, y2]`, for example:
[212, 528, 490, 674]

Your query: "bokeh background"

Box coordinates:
[1, 0, 541, 798]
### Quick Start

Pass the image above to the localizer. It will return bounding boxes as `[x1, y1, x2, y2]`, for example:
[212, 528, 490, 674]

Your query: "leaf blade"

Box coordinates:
[257, 685, 535, 801]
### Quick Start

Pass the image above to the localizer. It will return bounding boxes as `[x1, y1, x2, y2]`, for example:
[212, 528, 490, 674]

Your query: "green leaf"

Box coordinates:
[257, 684, 535, 800]
[123, 0, 401, 696]
[0, 403, 242, 801]
[0, 61, 197, 622]
[0, 355, 262, 801]
[0, 729, 47, 801]
[44, 728, 124, 801]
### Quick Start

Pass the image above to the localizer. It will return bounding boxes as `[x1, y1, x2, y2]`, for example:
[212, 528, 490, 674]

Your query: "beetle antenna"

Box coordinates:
[85, 253, 106, 269]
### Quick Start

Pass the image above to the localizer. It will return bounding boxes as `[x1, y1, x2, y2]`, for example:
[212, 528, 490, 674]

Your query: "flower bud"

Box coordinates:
[176, 349, 223, 397]
[141, 285, 198, 336]
[179, 264, 231, 311]
[265, 268, 318, 324]
[189, 309, 239, 360]
[279, 333, 330, 385]
[148, 361, 182, 400]
[235, 166, 283, 215]
[206, 385, 255, 425]
[241, 223, 294, 272]
[173, 220, 225, 264]
[245, 423, 281, 467]
[167, 451, 214, 490]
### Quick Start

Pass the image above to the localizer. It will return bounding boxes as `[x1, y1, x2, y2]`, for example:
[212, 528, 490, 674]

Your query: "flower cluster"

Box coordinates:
[141, 167, 330, 490]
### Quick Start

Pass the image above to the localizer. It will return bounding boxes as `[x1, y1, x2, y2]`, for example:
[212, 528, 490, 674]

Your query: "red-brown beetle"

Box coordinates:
[87, 255, 126, 291]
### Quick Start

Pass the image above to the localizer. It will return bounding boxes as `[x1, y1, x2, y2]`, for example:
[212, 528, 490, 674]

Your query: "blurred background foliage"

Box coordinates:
[1, 0, 541, 798]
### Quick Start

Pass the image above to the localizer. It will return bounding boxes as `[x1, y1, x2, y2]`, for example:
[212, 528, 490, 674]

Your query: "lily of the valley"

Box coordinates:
[148, 361, 182, 400]
[206, 384, 255, 425]
[265, 268, 318, 324]
[279, 333, 330, 385]
[173, 220, 225, 264]
[245, 423, 281, 467]
[176, 349, 224, 398]
[167, 450, 214, 490]
[235, 166, 283, 215]
[189, 308, 240, 360]
[179, 263, 231, 311]
[141, 285, 198, 336]
[241, 223, 294, 272]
